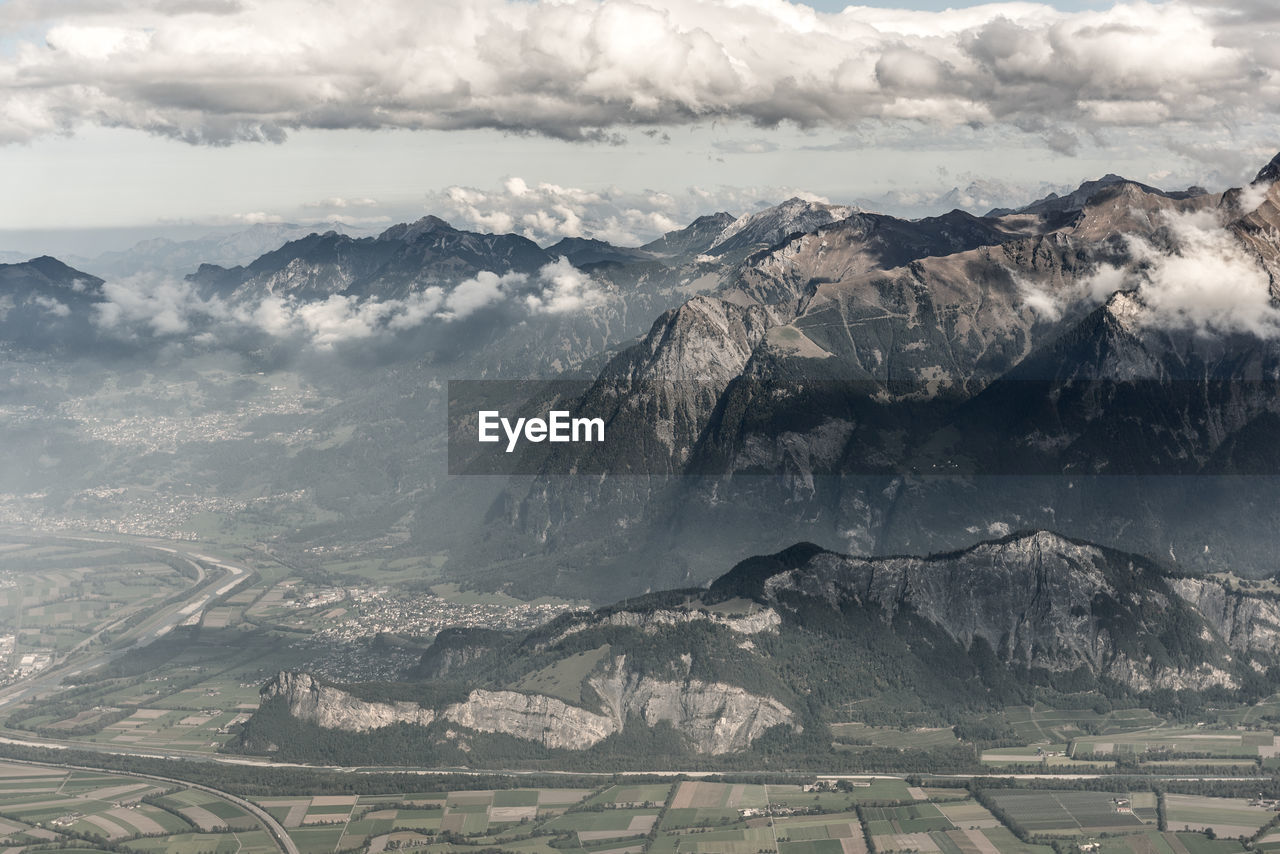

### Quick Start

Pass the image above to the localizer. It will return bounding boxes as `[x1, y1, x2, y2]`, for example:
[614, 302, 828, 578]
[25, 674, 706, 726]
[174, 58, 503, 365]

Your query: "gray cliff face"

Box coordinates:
[508, 295, 773, 545]
[766, 533, 1116, 665]
[1171, 577, 1280, 659]
[261, 671, 436, 731]
[259, 666, 794, 754]
[441, 690, 617, 750]
[252, 530, 1280, 761]
[1232, 178, 1280, 291]
[588, 657, 796, 754]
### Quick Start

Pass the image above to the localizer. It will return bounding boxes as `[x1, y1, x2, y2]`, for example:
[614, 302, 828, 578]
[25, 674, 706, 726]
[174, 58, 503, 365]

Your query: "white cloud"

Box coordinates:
[94, 273, 227, 334]
[1011, 201, 1280, 339]
[432, 179, 819, 245]
[1045, 204, 1280, 339]
[90, 261, 606, 346]
[294, 294, 395, 346]
[33, 295, 72, 317]
[1123, 209, 1280, 338]
[386, 287, 446, 330]
[305, 197, 379, 210]
[525, 257, 608, 314]
[1016, 279, 1063, 322]
[230, 211, 285, 224]
[1, 0, 1276, 148]
[440, 271, 519, 320]
[1236, 181, 1272, 215]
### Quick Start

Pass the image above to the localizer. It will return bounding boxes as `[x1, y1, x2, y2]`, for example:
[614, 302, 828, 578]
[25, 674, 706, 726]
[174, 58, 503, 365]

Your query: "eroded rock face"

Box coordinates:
[259, 665, 795, 755]
[261, 671, 436, 731]
[1171, 577, 1280, 659]
[441, 690, 616, 750]
[589, 657, 797, 754]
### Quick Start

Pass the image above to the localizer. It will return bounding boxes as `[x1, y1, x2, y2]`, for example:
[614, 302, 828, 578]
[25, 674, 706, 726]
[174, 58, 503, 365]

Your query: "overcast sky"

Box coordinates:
[2, 0, 1278, 254]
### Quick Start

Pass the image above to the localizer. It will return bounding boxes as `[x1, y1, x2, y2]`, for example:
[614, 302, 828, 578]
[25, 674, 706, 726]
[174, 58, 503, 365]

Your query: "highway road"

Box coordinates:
[0, 729, 1270, 786]
[1, 754, 297, 854]
[0, 538, 250, 711]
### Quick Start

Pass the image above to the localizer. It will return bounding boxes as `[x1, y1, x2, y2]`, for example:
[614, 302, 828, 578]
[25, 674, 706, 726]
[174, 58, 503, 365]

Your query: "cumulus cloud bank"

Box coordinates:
[92, 259, 608, 347]
[431, 180, 833, 245]
[1, 0, 1277, 146]
[1123, 210, 1280, 338]
[1020, 201, 1280, 339]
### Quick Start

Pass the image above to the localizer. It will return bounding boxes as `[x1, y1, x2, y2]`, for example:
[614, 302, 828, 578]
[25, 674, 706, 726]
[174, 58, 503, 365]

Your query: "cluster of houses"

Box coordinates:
[738, 807, 815, 819]
[50, 812, 86, 828]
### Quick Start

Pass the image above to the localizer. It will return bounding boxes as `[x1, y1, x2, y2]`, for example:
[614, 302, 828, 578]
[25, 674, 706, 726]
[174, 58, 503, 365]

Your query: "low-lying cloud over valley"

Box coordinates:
[85, 258, 609, 348]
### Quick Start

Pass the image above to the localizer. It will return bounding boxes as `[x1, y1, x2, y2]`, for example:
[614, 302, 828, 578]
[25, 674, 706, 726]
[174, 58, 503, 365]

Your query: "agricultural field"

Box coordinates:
[6, 626, 311, 755]
[1074, 728, 1279, 760]
[980, 745, 1115, 770]
[1163, 795, 1276, 839]
[254, 780, 929, 854]
[256, 787, 597, 853]
[0, 767, 1261, 854]
[985, 789, 1149, 836]
[0, 533, 303, 756]
[0, 530, 584, 758]
[589, 784, 676, 808]
[830, 725, 961, 750]
[977, 706, 1163, 745]
[0, 536, 198, 669]
[767, 780, 915, 807]
[1074, 828, 1246, 854]
[0, 760, 274, 854]
[963, 700, 1280, 772]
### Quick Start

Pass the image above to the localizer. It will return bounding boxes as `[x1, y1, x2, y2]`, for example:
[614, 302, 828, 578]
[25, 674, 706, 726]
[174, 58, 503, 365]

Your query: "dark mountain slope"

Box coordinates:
[189, 217, 554, 300]
[0, 257, 106, 351]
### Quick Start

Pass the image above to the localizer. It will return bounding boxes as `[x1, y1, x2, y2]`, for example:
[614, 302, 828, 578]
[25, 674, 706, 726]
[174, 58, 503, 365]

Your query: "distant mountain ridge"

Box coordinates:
[187, 216, 554, 300]
[67, 222, 374, 279]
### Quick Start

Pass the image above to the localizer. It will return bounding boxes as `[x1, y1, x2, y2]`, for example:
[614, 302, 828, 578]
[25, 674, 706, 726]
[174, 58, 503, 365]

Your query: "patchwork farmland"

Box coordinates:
[0, 760, 276, 854]
[0, 758, 1275, 854]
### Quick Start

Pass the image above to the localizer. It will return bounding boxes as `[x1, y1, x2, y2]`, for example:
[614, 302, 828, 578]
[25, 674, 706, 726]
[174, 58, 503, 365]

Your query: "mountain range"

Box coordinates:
[2, 151, 1280, 602]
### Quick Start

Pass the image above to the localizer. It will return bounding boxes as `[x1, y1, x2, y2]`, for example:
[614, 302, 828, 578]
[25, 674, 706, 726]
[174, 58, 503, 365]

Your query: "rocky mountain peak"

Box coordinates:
[0, 256, 104, 292]
[1255, 151, 1280, 186]
[707, 197, 857, 256]
[377, 215, 456, 242]
[1010, 173, 1196, 220]
[639, 212, 737, 259]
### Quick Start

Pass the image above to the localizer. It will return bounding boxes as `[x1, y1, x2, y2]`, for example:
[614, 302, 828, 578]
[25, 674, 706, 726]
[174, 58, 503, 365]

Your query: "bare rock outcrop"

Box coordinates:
[261, 671, 436, 731]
